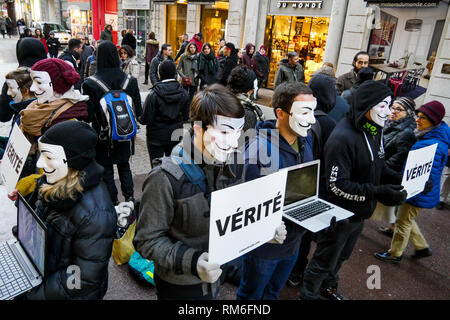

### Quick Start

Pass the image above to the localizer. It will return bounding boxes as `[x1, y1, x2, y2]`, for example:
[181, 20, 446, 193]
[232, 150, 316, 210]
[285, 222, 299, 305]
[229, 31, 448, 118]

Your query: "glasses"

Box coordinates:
[390, 106, 406, 113]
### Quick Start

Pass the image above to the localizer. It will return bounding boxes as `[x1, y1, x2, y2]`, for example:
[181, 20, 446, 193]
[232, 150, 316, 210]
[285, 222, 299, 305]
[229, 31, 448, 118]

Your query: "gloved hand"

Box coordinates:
[423, 179, 433, 194]
[115, 201, 134, 228]
[196, 252, 222, 283]
[268, 221, 287, 244]
[374, 184, 407, 206]
[323, 216, 337, 234]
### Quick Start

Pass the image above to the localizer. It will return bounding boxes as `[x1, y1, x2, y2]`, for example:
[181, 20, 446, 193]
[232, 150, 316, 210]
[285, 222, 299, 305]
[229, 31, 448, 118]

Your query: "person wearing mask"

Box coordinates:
[143, 32, 159, 85]
[46, 31, 61, 59]
[7, 121, 117, 300]
[198, 42, 219, 88]
[189, 32, 203, 53]
[375, 101, 450, 263]
[100, 24, 113, 42]
[121, 29, 137, 51]
[59, 38, 82, 72]
[253, 45, 270, 88]
[299, 81, 407, 300]
[336, 51, 369, 94]
[174, 33, 189, 62]
[372, 97, 417, 237]
[134, 84, 260, 300]
[150, 43, 173, 86]
[237, 81, 315, 300]
[76, 32, 94, 83]
[274, 51, 305, 88]
[140, 59, 190, 165]
[120, 44, 140, 79]
[34, 29, 48, 53]
[82, 41, 142, 206]
[177, 42, 199, 103]
[217, 42, 238, 86]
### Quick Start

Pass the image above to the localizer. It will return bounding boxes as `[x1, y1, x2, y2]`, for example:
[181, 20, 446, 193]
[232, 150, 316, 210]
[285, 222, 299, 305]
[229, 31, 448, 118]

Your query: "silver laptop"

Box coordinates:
[0, 193, 46, 300]
[282, 160, 354, 233]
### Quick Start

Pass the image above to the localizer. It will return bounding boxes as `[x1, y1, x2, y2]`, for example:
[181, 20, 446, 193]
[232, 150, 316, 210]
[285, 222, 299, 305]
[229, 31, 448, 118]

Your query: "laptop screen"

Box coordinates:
[18, 197, 46, 276]
[284, 162, 319, 206]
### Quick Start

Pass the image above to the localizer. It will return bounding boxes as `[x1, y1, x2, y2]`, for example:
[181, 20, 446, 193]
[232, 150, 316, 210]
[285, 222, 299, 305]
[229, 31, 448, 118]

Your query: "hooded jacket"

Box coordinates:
[24, 161, 117, 300]
[253, 51, 269, 81]
[1, 38, 47, 122]
[150, 51, 174, 86]
[189, 35, 203, 53]
[146, 39, 159, 64]
[244, 120, 313, 258]
[217, 52, 238, 86]
[121, 33, 137, 50]
[322, 81, 400, 221]
[100, 25, 113, 42]
[140, 79, 190, 145]
[274, 58, 305, 88]
[174, 40, 189, 62]
[407, 122, 450, 208]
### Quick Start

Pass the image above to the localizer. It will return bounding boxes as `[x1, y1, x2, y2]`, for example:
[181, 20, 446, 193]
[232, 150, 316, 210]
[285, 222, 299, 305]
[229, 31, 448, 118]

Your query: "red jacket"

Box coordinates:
[189, 36, 203, 53]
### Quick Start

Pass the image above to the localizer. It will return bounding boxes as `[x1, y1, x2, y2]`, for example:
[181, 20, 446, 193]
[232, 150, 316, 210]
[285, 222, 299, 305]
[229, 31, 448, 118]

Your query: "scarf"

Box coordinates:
[414, 125, 438, 139]
[199, 52, 216, 74]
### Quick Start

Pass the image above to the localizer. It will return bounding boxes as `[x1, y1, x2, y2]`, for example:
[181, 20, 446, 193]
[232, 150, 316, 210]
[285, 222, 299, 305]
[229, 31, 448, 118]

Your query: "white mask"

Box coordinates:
[203, 115, 245, 163]
[369, 96, 392, 127]
[6, 79, 23, 103]
[36, 140, 69, 184]
[288, 100, 317, 137]
[30, 70, 54, 104]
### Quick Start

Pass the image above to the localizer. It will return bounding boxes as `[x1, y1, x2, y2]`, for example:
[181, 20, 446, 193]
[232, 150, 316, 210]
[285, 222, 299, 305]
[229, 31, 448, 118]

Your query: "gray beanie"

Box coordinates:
[393, 96, 416, 116]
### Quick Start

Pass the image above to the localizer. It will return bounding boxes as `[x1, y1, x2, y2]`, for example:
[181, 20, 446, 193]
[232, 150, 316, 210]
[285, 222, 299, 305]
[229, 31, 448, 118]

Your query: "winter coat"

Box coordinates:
[134, 130, 244, 294]
[79, 45, 94, 82]
[122, 56, 140, 79]
[0, 18, 6, 32]
[177, 52, 199, 86]
[383, 116, 417, 172]
[274, 59, 305, 88]
[23, 161, 117, 300]
[328, 95, 349, 123]
[140, 79, 190, 145]
[100, 25, 113, 42]
[336, 70, 357, 95]
[217, 53, 238, 86]
[59, 49, 78, 71]
[407, 122, 450, 208]
[198, 51, 218, 86]
[174, 40, 189, 62]
[253, 51, 269, 81]
[189, 36, 203, 53]
[46, 37, 61, 55]
[121, 33, 137, 50]
[150, 51, 174, 86]
[244, 120, 313, 259]
[145, 39, 159, 64]
[235, 93, 264, 133]
[322, 81, 400, 221]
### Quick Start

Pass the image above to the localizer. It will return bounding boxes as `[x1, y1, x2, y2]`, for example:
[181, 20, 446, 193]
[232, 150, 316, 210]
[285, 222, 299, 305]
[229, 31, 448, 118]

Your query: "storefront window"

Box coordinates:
[124, 10, 149, 59]
[69, 10, 92, 37]
[166, 3, 187, 56]
[368, 11, 398, 63]
[200, 1, 229, 54]
[265, 15, 329, 87]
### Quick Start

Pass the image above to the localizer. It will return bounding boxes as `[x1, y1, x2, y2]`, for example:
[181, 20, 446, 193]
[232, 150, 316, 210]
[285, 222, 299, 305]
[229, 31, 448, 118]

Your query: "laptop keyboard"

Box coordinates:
[0, 242, 32, 300]
[285, 200, 333, 222]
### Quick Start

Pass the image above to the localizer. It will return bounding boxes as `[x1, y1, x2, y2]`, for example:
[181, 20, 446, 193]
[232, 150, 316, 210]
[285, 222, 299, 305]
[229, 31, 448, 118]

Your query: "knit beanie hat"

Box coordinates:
[158, 59, 176, 80]
[416, 100, 446, 125]
[39, 121, 98, 171]
[394, 96, 416, 116]
[31, 58, 80, 94]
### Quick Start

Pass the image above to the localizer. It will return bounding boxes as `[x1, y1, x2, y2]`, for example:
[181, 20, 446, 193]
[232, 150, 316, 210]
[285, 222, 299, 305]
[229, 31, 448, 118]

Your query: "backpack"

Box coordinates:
[89, 74, 137, 144]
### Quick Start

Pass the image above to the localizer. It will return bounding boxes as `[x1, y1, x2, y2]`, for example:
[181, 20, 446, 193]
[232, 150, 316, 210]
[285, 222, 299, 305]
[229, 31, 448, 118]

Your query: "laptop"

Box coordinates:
[282, 160, 354, 233]
[0, 193, 46, 300]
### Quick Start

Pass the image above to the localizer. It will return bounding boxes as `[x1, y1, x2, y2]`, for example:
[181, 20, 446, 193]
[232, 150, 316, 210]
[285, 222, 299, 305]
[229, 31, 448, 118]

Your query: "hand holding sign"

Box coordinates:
[268, 221, 287, 244]
[196, 252, 222, 283]
[374, 184, 407, 206]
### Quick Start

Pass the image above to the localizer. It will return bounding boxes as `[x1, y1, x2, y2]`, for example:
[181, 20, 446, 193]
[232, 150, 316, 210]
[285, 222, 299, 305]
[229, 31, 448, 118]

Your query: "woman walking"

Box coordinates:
[198, 42, 218, 89]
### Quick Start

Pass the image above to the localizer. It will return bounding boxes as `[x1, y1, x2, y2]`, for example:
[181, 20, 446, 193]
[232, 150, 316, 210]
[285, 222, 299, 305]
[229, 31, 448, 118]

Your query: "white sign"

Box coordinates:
[401, 143, 438, 199]
[0, 124, 32, 193]
[208, 170, 288, 265]
[122, 0, 150, 10]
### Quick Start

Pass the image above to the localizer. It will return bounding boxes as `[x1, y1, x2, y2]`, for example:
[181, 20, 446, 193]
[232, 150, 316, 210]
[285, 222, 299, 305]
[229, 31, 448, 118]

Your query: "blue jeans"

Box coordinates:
[236, 250, 299, 300]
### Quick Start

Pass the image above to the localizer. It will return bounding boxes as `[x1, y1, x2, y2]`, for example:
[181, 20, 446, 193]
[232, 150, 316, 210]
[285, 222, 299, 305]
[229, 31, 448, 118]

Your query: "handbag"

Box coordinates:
[181, 75, 193, 86]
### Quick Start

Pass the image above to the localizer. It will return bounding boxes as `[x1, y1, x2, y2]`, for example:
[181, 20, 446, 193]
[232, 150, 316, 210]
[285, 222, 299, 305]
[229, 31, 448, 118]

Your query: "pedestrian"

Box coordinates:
[76, 32, 94, 83]
[17, 18, 26, 37]
[375, 101, 449, 263]
[134, 84, 247, 300]
[0, 16, 6, 38]
[82, 41, 142, 206]
[174, 33, 189, 62]
[100, 24, 113, 42]
[198, 42, 219, 88]
[217, 38, 226, 59]
[177, 41, 199, 103]
[237, 81, 315, 300]
[312, 62, 336, 81]
[21, 28, 33, 38]
[5, 15, 12, 38]
[84, 40, 102, 79]
[150, 43, 173, 86]
[274, 51, 305, 88]
[8, 120, 117, 300]
[217, 42, 238, 86]
[341, 67, 374, 105]
[253, 45, 270, 88]
[120, 44, 140, 79]
[371, 97, 417, 237]
[189, 32, 203, 53]
[121, 29, 137, 50]
[46, 31, 61, 58]
[335, 51, 369, 94]
[139, 59, 190, 165]
[241, 43, 256, 70]
[34, 29, 48, 53]
[143, 31, 159, 85]
[437, 151, 450, 210]
[299, 80, 407, 300]
[59, 38, 82, 72]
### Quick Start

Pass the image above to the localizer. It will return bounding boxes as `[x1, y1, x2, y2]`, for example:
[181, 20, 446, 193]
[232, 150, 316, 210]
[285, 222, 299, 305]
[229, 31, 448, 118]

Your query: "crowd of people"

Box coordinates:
[0, 29, 449, 302]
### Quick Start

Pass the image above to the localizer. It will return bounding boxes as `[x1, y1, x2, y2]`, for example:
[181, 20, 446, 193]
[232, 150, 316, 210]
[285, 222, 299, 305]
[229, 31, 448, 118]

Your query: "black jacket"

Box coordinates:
[323, 81, 400, 221]
[253, 51, 269, 81]
[121, 33, 137, 50]
[198, 51, 218, 86]
[140, 79, 190, 145]
[59, 49, 78, 71]
[46, 37, 60, 55]
[217, 53, 238, 86]
[174, 40, 189, 62]
[24, 161, 117, 300]
[150, 51, 174, 86]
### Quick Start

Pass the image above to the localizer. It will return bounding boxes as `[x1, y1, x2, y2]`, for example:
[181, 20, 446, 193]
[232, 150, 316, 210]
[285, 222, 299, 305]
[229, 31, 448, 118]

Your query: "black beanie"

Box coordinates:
[39, 121, 98, 171]
[158, 59, 176, 80]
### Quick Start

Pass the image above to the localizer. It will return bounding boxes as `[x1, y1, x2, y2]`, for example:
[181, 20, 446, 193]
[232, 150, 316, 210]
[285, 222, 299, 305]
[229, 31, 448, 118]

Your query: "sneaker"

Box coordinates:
[378, 226, 394, 238]
[374, 251, 402, 263]
[319, 287, 348, 300]
[287, 273, 302, 287]
[411, 247, 432, 259]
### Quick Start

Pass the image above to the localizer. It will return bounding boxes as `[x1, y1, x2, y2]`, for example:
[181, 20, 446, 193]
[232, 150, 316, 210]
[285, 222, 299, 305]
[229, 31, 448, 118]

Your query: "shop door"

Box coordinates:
[200, 2, 229, 54]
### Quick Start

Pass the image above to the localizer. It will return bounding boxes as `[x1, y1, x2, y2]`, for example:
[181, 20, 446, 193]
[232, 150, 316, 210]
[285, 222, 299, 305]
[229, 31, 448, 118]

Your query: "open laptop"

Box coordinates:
[0, 193, 46, 300]
[282, 160, 354, 233]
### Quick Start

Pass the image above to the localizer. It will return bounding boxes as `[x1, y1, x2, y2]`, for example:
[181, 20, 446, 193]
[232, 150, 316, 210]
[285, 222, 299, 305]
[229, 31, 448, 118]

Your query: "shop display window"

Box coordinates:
[368, 11, 398, 63]
[166, 3, 187, 57]
[200, 1, 229, 54]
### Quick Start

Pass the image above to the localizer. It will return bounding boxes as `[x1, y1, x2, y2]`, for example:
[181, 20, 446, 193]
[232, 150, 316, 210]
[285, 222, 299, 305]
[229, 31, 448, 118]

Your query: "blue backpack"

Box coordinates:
[89, 75, 137, 143]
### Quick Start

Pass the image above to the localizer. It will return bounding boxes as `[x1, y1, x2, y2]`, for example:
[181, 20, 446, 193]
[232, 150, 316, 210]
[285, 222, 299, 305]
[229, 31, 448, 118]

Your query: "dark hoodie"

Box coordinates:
[121, 33, 137, 50]
[0, 38, 47, 122]
[323, 80, 400, 221]
[149, 51, 174, 85]
[217, 48, 238, 86]
[100, 25, 113, 42]
[140, 79, 190, 145]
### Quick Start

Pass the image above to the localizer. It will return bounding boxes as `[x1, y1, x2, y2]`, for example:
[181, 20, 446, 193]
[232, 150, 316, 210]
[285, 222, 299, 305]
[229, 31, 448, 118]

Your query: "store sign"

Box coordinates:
[122, 0, 150, 10]
[364, 0, 440, 7]
[269, 0, 332, 16]
[277, 1, 323, 9]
